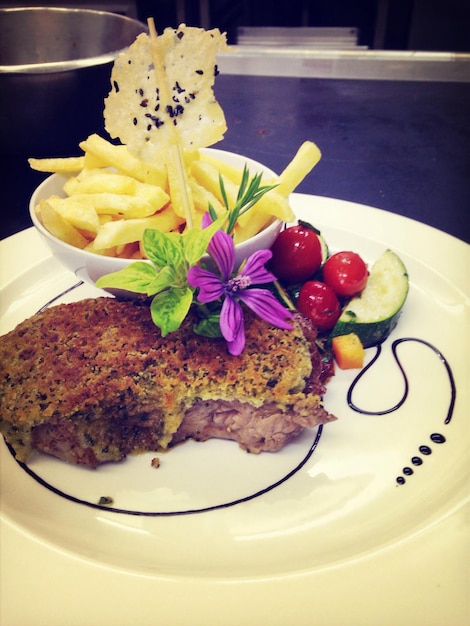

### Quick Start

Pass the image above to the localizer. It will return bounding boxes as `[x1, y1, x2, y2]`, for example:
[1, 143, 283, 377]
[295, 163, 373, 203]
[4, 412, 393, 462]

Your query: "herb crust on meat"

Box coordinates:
[0, 298, 335, 467]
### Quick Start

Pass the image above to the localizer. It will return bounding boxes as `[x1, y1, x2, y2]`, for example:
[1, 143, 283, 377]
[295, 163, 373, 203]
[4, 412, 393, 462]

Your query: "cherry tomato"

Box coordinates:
[297, 281, 341, 332]
[322, 251, 368, 297]
[269, 225, 322, 283]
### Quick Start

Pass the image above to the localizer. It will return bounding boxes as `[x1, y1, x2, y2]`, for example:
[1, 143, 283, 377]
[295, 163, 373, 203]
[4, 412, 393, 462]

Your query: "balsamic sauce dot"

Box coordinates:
[419, 445, 432, 455]
[411, 456, 423, 466]
[430, 433, 446, 444]
[396, 476, 406, 485]
[403, 467, 414, 476]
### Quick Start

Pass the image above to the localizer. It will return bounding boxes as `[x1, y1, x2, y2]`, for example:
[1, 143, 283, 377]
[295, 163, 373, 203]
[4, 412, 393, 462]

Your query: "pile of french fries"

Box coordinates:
[29, 133, 321, 259]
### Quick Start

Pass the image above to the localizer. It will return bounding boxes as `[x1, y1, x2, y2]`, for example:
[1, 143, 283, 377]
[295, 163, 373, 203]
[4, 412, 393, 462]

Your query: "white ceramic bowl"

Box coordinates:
[29, 148, 283, 292]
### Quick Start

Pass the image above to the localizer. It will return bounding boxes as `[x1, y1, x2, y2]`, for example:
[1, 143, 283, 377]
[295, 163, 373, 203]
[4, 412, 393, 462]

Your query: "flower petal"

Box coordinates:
[239, 249, 276, 284]
[220, 296, 245, 354]
[238, 288, 294, 329]
[201, 212, 213, 229]
[187, 266, 224, 303]
[207, 230, 235, 280]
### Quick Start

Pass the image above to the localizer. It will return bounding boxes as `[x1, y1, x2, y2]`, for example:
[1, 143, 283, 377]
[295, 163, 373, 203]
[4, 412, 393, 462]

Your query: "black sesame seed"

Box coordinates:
[144, 112, 165, 129]
[166, 104, 184, 118]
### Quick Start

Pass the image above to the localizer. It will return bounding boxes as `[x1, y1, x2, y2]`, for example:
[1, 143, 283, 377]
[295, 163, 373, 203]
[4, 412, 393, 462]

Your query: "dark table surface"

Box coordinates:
[1, 74, 469, 243]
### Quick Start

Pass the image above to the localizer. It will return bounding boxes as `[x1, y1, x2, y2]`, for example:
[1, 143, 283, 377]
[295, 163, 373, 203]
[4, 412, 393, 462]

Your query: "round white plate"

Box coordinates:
[1, 194, 469, 626]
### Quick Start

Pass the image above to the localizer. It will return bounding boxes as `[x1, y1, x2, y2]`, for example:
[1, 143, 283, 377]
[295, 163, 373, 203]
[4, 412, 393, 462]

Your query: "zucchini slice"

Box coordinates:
[318, 233, 329, 264]
[330, 249, 409, 348]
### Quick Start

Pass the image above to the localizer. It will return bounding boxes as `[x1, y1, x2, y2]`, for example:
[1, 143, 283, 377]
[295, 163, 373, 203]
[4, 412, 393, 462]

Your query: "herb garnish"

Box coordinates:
[95, 167, 292, 354]
[207, 165, 278, 234]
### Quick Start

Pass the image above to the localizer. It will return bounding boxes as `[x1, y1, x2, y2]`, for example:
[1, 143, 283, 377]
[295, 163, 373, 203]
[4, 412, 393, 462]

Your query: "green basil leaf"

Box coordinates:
[182, 215, 227, 266]
[95, 262, 158, 293]
[143, 229, 184, 268]
[193, 316, 223, 338]
[146, 265, 176, 295]
[150, 287, 193, 337]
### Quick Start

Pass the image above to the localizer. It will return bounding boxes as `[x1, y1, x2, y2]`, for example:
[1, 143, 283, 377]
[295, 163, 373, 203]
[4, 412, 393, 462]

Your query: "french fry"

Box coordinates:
[236, 189, 295, 227]
[30, 133, 321, 257]
[36, 200, 89, 249]
[28, 156, 85, 173]
[62, 192, 165, 219]
[182, 149, 201, 166]
[65, 169, 170, 213]
[198, 152, 248, 185]
[83, 151, 108, 169]
[92, 207, 185, 250]
[46, 195, 100, 235]
[63, 169, 137, 196]
[192, 157, 294, 225]
[133, 180, 170, 211]
[115, 242, 141, 259]
[188, 179, 225, 215]
[232, 212, 275, 244]
[79, 134, 167, 187]
[275, 141, 321, 197]
[190, 160, 239, 208]
[98, 213, 113, 224]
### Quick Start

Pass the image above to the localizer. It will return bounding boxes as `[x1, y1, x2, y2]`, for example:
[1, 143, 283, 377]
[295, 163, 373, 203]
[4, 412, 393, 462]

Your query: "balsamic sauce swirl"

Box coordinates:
[346, 338, 456, 484]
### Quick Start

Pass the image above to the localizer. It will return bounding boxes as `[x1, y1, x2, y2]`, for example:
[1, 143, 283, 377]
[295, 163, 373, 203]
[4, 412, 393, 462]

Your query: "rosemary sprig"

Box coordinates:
[208, 164, 278, 235]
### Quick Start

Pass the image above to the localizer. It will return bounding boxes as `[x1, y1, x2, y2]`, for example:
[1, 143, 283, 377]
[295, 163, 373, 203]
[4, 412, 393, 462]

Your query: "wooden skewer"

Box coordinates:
[147, 18, 193, 229]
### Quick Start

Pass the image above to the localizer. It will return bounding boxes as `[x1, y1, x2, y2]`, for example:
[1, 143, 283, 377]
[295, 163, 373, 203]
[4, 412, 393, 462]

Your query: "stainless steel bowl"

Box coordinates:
[0, 7, 147, 157]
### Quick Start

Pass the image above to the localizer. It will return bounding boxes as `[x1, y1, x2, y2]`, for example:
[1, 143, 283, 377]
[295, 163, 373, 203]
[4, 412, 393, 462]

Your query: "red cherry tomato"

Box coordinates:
[269, 225, 322, 283]
[322, 251, 368, 297]
[297, 281, 341, 332]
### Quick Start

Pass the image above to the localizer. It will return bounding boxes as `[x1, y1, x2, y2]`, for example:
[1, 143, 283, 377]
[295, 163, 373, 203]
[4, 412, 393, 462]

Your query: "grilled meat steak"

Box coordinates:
[0, 298, 335, 467]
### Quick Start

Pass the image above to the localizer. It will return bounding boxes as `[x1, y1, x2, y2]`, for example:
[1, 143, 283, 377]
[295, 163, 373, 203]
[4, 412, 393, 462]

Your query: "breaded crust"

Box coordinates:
[0, 298, 320, 463]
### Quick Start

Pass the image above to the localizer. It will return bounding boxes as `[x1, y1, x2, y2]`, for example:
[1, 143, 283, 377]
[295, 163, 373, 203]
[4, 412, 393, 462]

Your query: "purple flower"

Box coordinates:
[187, 229, 293, 355]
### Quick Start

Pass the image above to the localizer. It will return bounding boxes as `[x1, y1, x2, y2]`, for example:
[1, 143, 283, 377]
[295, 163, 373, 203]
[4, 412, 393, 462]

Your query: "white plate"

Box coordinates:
[1, 194, 469, 626]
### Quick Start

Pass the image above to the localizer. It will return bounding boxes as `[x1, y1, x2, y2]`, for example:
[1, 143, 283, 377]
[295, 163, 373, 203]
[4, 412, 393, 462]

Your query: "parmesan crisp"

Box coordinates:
[104, 25, 229, 163]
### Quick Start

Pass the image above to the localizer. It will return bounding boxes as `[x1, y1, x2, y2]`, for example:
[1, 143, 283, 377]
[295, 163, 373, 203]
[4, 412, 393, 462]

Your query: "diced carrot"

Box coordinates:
[332, 333, 365, 369]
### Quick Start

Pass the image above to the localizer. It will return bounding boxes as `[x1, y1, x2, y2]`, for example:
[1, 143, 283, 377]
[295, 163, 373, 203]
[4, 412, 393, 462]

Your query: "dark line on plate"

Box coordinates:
[9, 426, 323, 516]
[347, 337, 456, 422]
[36, 280, 84, 313]
[344, 337, 456, 485]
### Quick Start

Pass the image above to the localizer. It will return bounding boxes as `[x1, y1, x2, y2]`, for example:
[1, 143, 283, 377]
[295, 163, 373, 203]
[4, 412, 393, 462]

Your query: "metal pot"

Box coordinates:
[0, 7, 147, 157]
